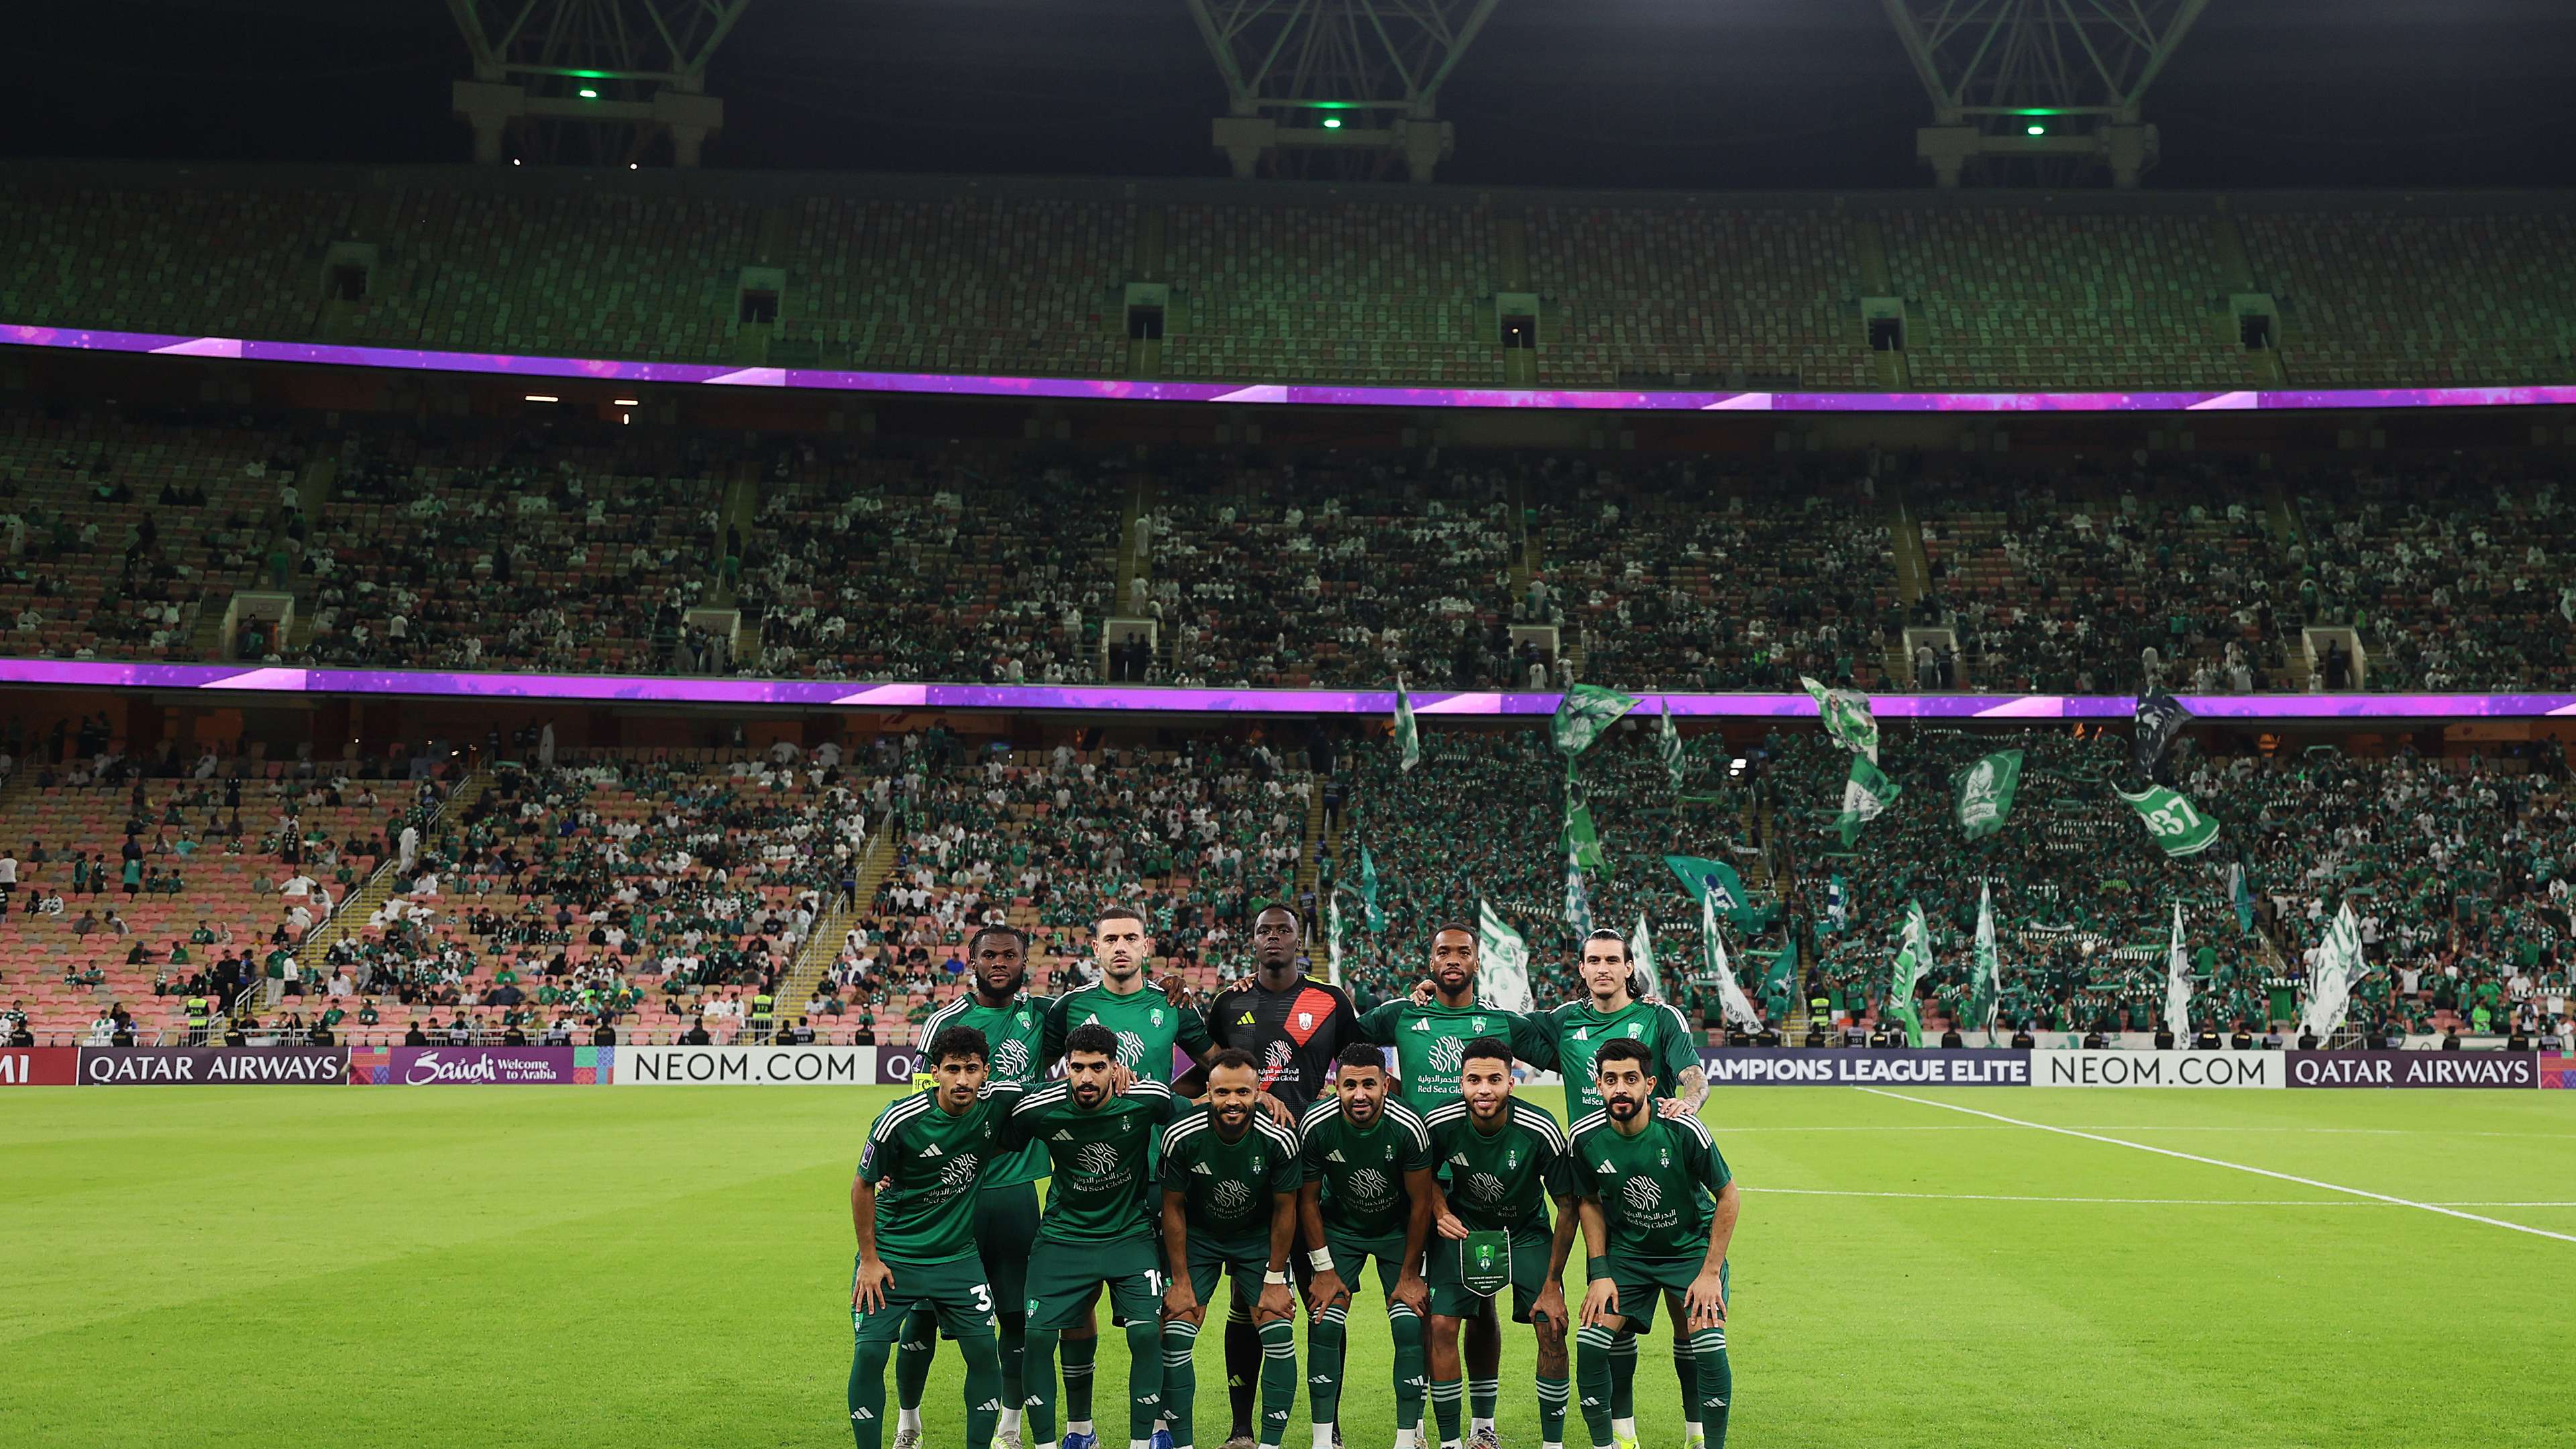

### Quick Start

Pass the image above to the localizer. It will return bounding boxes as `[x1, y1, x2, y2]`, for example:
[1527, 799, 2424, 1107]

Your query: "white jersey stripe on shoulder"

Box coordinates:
[1255, 1118, 1303, 1154]
[868, 1093, 936, 1145]
[1568, 1110, 1610, 1139]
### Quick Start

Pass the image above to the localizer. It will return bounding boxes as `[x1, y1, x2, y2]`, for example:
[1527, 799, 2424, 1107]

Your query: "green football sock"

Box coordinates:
[1609, 1332, 1637, 1424]
[1389, 1304, 1428, 1438]
[1688, 1327, 1731, 1449]
[895, 1307, 938, 1413]
[997, 1314, 1028, 1430]
[1470, 1377, 1499, 1428]
[1671, 1342, 1697, 1442]
[1256, 1319, 1299, 1446]
[1573, 1326, 1620, 1449]
[1536, 1375, 1570, 1447]
[1124, 1318, 1167, 1444]
[1307, 1303, 1348, 1428]
[1022, 1328, 1061, 1444]
[959, 1329, 1004, 1449]
[1162, 1320, 1202, 1448]
[1061, 1330, 1097, 1428]
[1429, 1377, 1464, 1448]
[851, 1337, 894, 1449]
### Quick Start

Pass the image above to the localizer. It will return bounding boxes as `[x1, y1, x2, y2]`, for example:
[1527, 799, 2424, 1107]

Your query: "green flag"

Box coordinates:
[1551, 684, 1638, 760]
[1477, 900, 1535, 1014]
[1562, 800, 1607, 875]
[2114, 783, 2221, 857]
[2164, 903, 2191, 1042]
[1968, 881, 2002, 1035]
[1662, 853, 1748, 913]
[1801, 675, 1879, 763]
[1628, 913, 1662, 1002]
[1953, 749, 2023, 841]
[1326, 894, 1345, 987]
[1564, 852, 1595, 943]
[1886, 900, 1930, 1046]
[1657, 696, 1685, 789]
[2300, 901, 2365, 1038]
[1393, 677, 1421, 773]
[1836, 755, 1901, 847]
[1357, 845, 1385, 933]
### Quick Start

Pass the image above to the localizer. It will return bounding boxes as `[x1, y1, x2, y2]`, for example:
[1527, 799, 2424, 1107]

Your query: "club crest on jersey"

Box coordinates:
[1150, 1008, 1165, 1027]
[1297, 1012, 1313, 1030]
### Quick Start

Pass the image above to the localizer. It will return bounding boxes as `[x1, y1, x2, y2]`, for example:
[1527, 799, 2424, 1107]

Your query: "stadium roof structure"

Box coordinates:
[10, 320, 2576, 416]
[6, 657, 2576, 721]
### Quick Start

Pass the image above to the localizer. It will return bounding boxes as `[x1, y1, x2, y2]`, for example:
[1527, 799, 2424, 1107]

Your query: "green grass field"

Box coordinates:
[6, 1084, 2572, 1448]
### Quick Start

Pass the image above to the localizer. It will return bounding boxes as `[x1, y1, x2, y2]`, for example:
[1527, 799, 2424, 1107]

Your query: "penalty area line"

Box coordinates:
[1856, 1088, 2576, 1246]
[1748, 1187, 2576, 1208]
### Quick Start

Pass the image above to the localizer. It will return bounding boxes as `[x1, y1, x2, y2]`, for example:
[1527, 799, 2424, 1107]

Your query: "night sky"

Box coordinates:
[6, 0, 2574, 190]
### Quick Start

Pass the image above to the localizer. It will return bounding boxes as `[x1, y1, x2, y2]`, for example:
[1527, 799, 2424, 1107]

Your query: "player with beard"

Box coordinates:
[904, 926, 1056, 1449]
[1518, 930, 1707, 1449]
[1420, 1039, 1578, 1449]
[1185, 902, 1364, 1449]
[850, 1026, 1014, 1449]
[1157, 1049, 1305, 1449]
[1568, 1040, 1737, 1449]
[1298, 1044, 1436, 1449]
[1355, 925, 1556, 1111]
[999, 1023, 1191, 1449]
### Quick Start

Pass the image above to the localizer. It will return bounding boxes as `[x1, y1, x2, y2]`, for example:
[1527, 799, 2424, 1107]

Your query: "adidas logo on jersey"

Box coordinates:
[1570, 1028, 1589, 1041]
[1191, 1161, 1214, 1175]
[1447, 1153, 1468, 1167]
[919, 1144, 943, 1157]
[1411, 1020, 1430, 1032]
[1326, 1149, 1346, 1163]
[1596, 1161, 1615, 1173]
[1053, 1130, 1075, 1141]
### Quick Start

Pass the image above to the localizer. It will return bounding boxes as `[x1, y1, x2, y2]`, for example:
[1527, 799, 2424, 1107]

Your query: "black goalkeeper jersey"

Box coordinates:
[1203, 975, 1365, 1112]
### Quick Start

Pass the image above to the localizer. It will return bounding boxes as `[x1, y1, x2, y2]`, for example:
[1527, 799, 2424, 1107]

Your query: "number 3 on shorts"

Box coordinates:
[971, 1283, 994, 1311]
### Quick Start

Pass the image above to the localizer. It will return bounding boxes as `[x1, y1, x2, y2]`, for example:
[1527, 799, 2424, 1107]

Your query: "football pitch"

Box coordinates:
[6, 1085, 2571, 1448]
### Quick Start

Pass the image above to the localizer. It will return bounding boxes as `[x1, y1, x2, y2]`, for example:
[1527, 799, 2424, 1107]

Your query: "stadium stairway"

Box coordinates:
[301, 767, 489, 963]
[1851, 217, 1911, 390]
[713, 465, 761, 607]
[2263, 479, 2313, 690]
[1886, 480, 1931, 685]
[768, 822, 892, 1028]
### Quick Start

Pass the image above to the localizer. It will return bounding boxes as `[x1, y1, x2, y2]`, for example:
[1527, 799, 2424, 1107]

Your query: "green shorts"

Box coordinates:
[853, 1252, 998, 1345]
[1595, 1255, 1730, 1338]
[975, 1181, 1043, 1312]
[1320, 1230, 1417, 1305]
[1023, 1232, 1164, 1332]
[1185, 1231, 1275, 1309]
[1426, 1227, 1558, 1324]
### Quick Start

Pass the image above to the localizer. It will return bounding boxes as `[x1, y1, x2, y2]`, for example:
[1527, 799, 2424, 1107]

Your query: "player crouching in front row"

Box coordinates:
[1569, 1040, 1739, 1449]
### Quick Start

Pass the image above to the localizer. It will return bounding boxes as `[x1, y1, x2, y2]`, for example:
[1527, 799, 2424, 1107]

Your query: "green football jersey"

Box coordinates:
[1297, 1095, 1436, 1240]
[1566, 1110, 1733, 1263]
[1528, 998, 1702, 1120]
[998, 1077, 1186, 1245]
[1159, 1104, 1304, 1243]
[918, 989, 1057, 1187]
[1355, 996, 1556, 1110]
[1420, 1096, 1574, 1234]
[1043, 982, 1214, 1084]
[859, 1087, 1013, 1264]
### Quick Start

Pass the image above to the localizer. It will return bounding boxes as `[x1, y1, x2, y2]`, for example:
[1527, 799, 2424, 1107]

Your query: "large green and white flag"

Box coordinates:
[1477, 899, 1536, 1014]
[1884, 900, 1931, 1046]
[1563, 853, 1594, 943]
[1657, 696, 1686, 789]
[2300, 901, 2365, 1038]
[1663, 853, 1748, 912]
[1836, 755, 1902, 847]
[1629, 913, 1662, 1002]
[1703, 890, 1763, 1033]
[1801, 675, 1880, 763]
[1552, 684, 1639, 760]
[2164, 903, 2192, 1042]
[1968, 881, 2002, 1035]
[2115, 783, 2222, 857]
[1326, 894, 1345, 987]
[1357, 845, 1385, 932]
[1953, 749, 2023, 841]
[1393, 678, 1421, 773]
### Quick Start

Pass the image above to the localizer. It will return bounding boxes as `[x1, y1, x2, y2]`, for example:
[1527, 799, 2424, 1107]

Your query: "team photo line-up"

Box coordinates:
[851, 902, 1737, 1449]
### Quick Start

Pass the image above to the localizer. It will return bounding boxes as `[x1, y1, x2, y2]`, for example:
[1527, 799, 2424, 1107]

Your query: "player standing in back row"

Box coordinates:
[1568, 1040, 1738, 1449]
[1190, 902, 1365, 1449]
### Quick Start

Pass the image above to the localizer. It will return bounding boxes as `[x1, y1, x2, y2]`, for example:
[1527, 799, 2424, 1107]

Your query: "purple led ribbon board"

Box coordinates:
[11, 322, 2576, 413]
[3, 657, 2573, 719]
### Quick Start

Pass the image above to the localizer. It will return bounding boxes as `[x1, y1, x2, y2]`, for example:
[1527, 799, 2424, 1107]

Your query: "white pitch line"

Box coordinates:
[1747, 1186, 2576, 1208]
[1857, 1089, 2576, 1246]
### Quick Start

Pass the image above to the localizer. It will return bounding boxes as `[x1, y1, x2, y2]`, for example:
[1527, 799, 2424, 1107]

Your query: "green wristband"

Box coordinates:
[1586, 1256, 1611, 1277]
